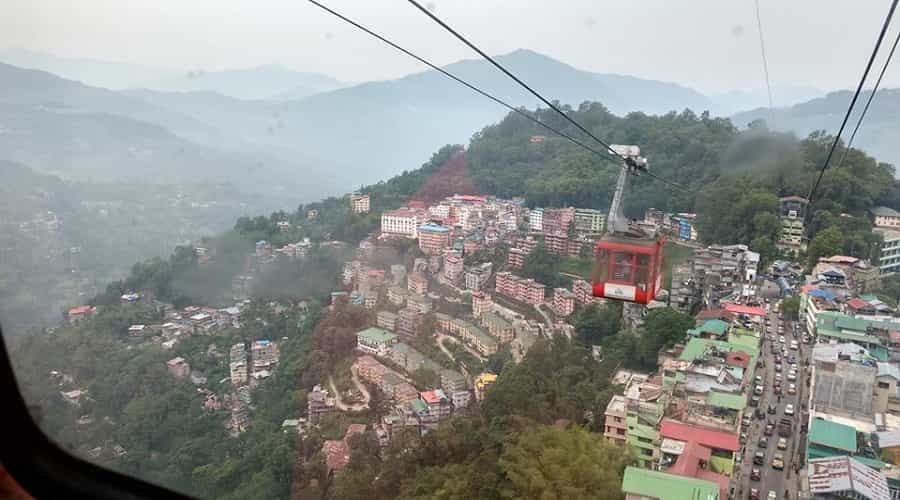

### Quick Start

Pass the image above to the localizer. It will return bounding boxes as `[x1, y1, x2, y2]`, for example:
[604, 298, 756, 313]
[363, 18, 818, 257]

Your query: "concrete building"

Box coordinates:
[407, 293, 433, 314]
[552, 288, 576, 317]
[621, 467, 721, 500]
[417, 223, 451, 254]
[387, 286, 407, 306]
[229, 343, 248, 386]
[480, 312, 515, 343]
[381, 208, 422, 238]
[397, 307, 423, 337]
[472, 291, 494, 317]
[251, 340, 279, 371]
[495, 272, 546, 305]
[874, 227, 900, 275]
[443, 252, 464, 284]
[528, 208, 543, 232]
[166, 357, 190, 379]
[507, 247, 527, 269]
[307, 384, 336, 424]
[778, 195, 808, 253]
[408, 271, 428, 295]
[604, 395, 628, 445]
[574, 208, 606, 236]
[870, 206, 900, 229]
[474, 372, 497, 401]
[350, 193, 370, 214]
[376, 310, 399, 332]
[464, 262, 493, 291]
[449, 319, 498, 356]
[356, 327, 399, 356]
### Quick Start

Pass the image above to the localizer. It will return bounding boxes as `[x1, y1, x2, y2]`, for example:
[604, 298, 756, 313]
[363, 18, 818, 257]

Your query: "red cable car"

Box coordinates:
[592, 235, 664, 304]
[592, 145, 665, 305]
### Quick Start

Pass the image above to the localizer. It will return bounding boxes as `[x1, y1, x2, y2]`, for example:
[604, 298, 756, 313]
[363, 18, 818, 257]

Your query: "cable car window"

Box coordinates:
[635, 253, 651, 288]
[613, 251, 634, 282]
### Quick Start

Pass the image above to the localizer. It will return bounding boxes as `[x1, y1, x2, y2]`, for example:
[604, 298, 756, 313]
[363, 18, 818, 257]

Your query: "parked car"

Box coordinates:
[785, 404, 795, 416]
[758, 437, 768, 448]
[774, 385, 783, 395]
[750, 396, 760, 407]
[768, 404, 777, 415]
[767, 491, 777, 500]
[751, 467, 761, 481]
[742, 416, 752, 427]
[787, 371, 797, 382]
[754, 451, 765, 465]
[749, 487, 760, 500]
[755, 385, 765, 395]
[775, 363, 782, 372]
[777, 437, 787, 450]
[788, 384, 796, 395]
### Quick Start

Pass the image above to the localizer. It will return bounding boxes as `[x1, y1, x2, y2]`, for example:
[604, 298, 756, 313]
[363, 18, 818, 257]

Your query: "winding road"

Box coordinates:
[328, 366, 371, 412]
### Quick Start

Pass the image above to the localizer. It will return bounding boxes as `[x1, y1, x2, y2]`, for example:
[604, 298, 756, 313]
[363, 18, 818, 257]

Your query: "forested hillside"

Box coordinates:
[9, 99, 900, 499]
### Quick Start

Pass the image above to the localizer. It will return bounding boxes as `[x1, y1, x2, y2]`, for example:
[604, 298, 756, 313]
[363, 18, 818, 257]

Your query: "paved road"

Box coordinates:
[736, 305, 809, 500]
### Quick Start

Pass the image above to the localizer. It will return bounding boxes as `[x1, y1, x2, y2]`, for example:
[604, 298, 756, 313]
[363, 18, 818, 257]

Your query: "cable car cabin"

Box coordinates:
[592, 235, 664, 304]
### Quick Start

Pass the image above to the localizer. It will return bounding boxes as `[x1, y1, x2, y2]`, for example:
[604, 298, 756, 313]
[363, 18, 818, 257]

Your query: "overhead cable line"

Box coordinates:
[307, 0, 692, 193]
[405, 0, 632, 165]
[833, 24, 900, 170]
[306, 0, 620, 165]
[754, 0, 774, 108]
[804, 0, 899, 210]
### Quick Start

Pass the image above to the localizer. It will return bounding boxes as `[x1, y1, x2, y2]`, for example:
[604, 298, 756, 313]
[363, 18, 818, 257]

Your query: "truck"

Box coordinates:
[778, 417, 793, 438]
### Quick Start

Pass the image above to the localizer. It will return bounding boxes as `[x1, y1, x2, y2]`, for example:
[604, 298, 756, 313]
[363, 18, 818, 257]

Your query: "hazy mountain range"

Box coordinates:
[2, 47, 897, 201]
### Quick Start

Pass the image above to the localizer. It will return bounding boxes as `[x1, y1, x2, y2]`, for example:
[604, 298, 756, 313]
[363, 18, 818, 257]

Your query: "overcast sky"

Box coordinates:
[3, 0, 899, 94]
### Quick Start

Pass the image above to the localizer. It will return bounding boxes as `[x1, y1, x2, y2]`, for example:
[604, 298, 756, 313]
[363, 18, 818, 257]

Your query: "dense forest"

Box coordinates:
[8, 100, 900, 499]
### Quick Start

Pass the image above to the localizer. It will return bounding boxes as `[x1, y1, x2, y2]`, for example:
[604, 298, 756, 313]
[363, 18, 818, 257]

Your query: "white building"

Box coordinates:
[875, 228, 900, 275]
[870, 206, 900, 229]
[381, 208, 422, 238]
[350, 193, 371, 214]
[529, 208, 543, 232]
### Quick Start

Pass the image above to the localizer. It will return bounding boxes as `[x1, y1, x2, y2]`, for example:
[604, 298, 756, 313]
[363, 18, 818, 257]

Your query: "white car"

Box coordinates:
[788, 383, 797, 395]
[785, 404, 795, 416]
[787, 371, 797, 382]
[779, 336, 786, 344]
[790, 341, 799, 350]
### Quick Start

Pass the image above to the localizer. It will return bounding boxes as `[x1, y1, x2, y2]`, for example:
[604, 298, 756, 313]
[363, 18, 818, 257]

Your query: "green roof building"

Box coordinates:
[356, 327, 399, 355]
[687, 319, 729, 338]
[807, 418, 858, 461]
[621, 466, 720, 500]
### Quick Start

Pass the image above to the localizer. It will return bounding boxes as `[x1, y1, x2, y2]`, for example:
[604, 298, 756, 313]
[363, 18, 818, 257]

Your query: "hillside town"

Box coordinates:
[55, 188, 900, 500]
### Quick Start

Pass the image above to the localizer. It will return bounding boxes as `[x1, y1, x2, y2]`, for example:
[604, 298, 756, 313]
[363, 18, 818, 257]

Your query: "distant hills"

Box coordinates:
[732, 89, 900, 169]
[0, 48, 346, 100]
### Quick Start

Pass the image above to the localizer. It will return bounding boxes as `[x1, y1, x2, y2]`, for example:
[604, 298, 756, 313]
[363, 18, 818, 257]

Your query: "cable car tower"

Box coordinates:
[592, 145, 665, 305]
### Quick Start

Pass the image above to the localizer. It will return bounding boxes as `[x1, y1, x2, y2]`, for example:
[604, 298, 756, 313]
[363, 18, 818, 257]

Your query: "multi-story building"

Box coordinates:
[397, 307, 423, 337]
[407, 293, 433, 314]
[778, 195, 808, 252]
[479, 312, 515, 343]
[408, 271, 428, 295]
[572, 279, 600, 305]
[251, 340, 279, 371]
[870, 206, 900, 228]
[495, 272, 545, 305]
[574, 208, 606, 237]
[464, 262, 492, 291]
[449, 319, 498, 356]
[440, 369, 468, 392]
[377, 310, 399, 332]
[543, 231, 570, 255]
[528, 208, 543, 232]
[350, 193, 370, 214]
[542, 207, 575, 234]
[417, 223, 451, 254]
[166, 357, 191, 379]
[604, 395, 628, 445]
[387, 286, 407, 306]
[472, 291, 494, 317]
[230, 343, 248, 386]
[356, 327, 399, 356]
[507, 247, 527, 269]
[875, 227, 900, 275]
[381, 208, 422, 238]
[552, 288, 576, 317]
[443, 252, 464, 284]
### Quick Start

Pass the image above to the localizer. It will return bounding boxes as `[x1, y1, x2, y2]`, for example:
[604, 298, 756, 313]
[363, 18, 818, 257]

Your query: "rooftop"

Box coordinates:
[706, 391, 746, 411]
[621, 466, 720, 500]
[808, 418, 857, 453]
[659, 420, 740, 452]
[356, 327, 398, 343]
[871, 206, 900, 217]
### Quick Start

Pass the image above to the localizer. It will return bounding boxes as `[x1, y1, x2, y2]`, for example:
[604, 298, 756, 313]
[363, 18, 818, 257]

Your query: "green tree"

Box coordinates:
[781, 296, 801, 321]
[500, 425, 631, 500]
[571, 302, 623, 346]
[808, 226, 844, 266]
[521, 242, 563, 288]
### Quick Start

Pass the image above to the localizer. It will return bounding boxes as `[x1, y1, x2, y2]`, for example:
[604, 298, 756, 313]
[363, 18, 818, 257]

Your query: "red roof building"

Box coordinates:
[725, 351, 750, 369]
[659, 420, 740, 452]
[723, 303, 766, 317]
